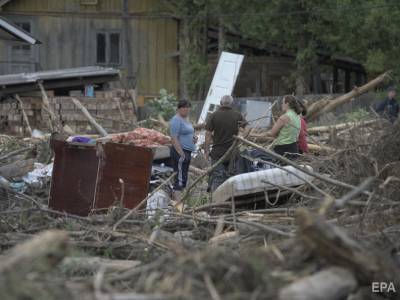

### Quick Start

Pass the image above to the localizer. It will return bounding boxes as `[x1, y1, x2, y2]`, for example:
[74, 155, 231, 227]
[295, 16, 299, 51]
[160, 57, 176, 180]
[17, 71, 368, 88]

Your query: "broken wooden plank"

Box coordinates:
[308, 120, 378, 134]
[306, 72, 390, 122]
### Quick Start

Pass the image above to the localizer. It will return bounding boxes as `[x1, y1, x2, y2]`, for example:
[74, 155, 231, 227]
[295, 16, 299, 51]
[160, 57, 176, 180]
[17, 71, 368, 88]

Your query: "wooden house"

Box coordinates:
[0, 0, 178, 98]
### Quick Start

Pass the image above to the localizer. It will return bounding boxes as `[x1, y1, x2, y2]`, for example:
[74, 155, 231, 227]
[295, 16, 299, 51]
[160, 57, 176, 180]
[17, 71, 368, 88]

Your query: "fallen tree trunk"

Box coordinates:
[15, 94, 33, 136]
[279, 267, 358, 300]
[308, 120, 378, 134]
[60, 256, 141, 274]
[71, 97, 108, 137]
[296, 208, 400, 296]
[307, 143, 335, 153]
[0, 230, 72, 300]
[306, 96, 332, 121]
[306, 72, 390, 122]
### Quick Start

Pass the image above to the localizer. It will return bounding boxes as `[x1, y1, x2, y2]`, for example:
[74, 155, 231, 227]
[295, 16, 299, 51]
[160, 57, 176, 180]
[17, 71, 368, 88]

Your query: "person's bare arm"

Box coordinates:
[171, 137, 185, 157]
[193, 123, 206, 130]
[267, 115, 288, 138]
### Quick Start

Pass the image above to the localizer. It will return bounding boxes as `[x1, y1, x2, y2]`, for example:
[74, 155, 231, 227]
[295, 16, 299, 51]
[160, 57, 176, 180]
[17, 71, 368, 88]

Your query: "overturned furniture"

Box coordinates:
[212, 166, 314, 204]
[49, 139, 153, 216]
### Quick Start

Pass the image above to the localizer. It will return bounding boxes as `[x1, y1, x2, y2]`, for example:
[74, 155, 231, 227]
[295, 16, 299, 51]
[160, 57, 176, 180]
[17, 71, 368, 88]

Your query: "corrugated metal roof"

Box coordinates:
[0, 66, 120, 86]
[0, 17, 41, 45]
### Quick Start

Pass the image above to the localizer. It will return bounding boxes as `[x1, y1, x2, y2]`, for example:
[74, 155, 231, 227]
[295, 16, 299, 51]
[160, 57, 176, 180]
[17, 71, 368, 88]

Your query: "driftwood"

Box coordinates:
[189, 165, 206, 176]
[0, 230, 72, 300]
[306, 96, 332, 121]
[235, 136, 376, 199]
[307, 143, 335, 153]
[38, 82, 61, 132]
[297, 209, 400, 291]
[279, 267, 358, 300]
[209, 231, 240, 246]
[306, 72, 390, 122]
[60, 256, 141, 274]
[308, 120, 378, 134]
[71, 97, 108, 137]
[0, 158, 35, 179]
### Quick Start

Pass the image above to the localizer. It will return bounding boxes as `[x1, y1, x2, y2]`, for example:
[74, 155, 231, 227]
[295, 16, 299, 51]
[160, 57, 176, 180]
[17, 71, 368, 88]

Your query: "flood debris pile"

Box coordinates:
[1, 83, 400, 299]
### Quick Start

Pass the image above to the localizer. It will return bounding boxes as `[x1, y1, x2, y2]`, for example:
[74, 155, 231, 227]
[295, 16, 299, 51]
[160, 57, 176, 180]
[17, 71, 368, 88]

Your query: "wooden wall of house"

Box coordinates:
[0, 0, 178, 96]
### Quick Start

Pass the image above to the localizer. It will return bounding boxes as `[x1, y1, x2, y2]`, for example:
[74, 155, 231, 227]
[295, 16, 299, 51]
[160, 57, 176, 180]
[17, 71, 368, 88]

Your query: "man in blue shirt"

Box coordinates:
[375, 87, 399, 123]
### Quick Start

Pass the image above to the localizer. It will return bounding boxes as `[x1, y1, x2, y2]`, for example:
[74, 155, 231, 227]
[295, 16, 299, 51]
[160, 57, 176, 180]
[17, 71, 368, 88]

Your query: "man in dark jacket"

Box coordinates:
[375, 87, 399, 123]
[204, 95, 246, 192]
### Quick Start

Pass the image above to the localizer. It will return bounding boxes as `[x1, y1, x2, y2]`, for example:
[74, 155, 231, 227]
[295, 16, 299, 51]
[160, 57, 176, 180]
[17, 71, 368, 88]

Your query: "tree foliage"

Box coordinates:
[165, 0, 400, 97]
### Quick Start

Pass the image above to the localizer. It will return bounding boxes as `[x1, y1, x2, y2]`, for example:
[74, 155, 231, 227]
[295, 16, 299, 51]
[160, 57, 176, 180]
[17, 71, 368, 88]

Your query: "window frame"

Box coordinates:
[95, 30, 122, 66]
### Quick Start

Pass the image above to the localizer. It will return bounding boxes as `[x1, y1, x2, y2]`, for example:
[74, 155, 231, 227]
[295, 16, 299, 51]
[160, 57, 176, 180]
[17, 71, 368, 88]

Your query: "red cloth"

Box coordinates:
[111, 128, 171, 148]
[298, 117, 308, 153]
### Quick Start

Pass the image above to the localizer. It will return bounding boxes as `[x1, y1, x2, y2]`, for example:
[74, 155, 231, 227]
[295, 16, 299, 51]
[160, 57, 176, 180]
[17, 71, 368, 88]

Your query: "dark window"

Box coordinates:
[96, 32, 120, 65]
[96, 33, 106, 64]
[109, 33, 120, 64]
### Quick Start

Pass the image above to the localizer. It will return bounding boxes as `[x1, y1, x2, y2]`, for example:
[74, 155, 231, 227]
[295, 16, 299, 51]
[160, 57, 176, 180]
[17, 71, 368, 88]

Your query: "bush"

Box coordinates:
[147, 89, 177, 121]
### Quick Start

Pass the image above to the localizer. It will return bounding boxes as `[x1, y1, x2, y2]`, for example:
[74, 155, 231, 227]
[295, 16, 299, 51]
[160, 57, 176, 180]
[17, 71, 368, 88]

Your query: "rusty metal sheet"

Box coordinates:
[49, 140, 98, 216]
[93, 143, 153, 210]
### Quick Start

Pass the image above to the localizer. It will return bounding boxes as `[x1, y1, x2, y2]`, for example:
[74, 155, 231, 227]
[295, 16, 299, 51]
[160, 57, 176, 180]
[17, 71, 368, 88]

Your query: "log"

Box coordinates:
[189, 165, 206, 176]
[60, 257, 141, 274]
[279, 267, 358, 300]
[71, 97, 108, 137]
[209, 231, 240, 245]
[308, 120, 378, 134]
[0, 158, 35, 179]
[306, 72, 390, 122]
[305, 97, 332, 121]
[296, 209, 400, 290]
[307, 143, 335, 152]
[38, 82, 60, 132]
[15, 94, 33, 136]
[0, 230, 72, 300]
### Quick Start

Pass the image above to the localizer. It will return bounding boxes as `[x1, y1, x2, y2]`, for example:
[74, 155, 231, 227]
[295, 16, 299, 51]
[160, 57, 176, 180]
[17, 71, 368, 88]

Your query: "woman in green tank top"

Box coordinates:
[267, 95, 301, 158]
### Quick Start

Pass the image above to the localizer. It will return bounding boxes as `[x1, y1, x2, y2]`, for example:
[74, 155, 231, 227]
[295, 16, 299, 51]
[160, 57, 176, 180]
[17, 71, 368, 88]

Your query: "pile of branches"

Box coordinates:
[1, 107, 400, 299]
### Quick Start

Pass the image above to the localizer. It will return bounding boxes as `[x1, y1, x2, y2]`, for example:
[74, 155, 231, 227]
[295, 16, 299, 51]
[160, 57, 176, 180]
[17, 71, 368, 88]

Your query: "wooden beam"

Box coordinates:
[15, 94, 32, 136]
[71, 98, 108, 137]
